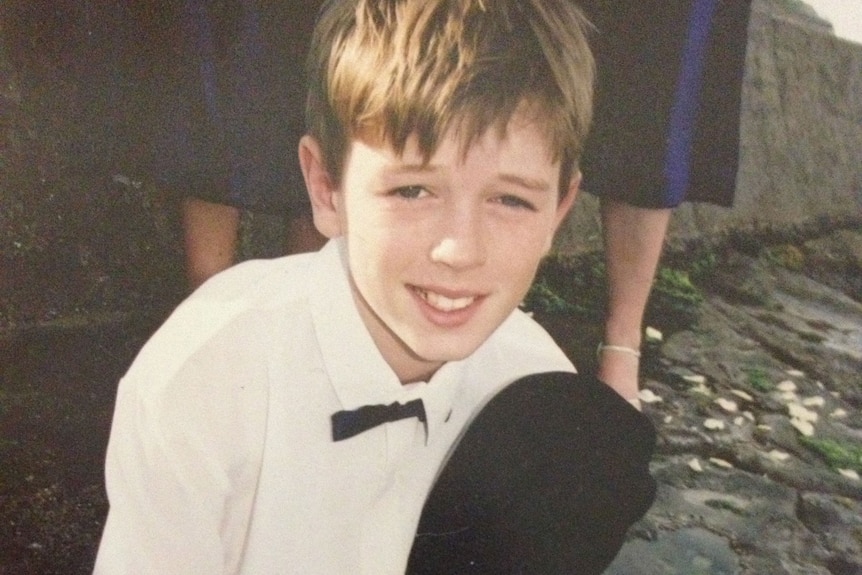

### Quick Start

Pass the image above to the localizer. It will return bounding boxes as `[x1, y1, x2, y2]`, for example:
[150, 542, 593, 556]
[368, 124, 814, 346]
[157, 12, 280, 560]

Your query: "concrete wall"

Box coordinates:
[555, 0, 862, 255]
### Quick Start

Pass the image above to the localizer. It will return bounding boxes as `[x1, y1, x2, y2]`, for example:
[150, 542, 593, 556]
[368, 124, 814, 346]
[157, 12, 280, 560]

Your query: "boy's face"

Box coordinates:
[301, 111, 578, 383]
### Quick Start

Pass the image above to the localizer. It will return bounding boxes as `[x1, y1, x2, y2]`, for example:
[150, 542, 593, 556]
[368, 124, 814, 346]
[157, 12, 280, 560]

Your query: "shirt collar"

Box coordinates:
[309, 238, 458, 441]
[398, 361, 463, 440]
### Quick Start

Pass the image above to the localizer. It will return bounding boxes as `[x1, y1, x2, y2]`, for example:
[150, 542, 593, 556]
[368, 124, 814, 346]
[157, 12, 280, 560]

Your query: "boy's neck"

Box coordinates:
[386, 339, 445, 385]
[345, 273, 445, 384]
[399, 363, 443, 385]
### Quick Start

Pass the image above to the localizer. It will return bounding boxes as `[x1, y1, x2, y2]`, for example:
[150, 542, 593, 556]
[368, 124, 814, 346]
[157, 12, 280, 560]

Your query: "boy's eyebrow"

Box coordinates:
[386, 163, 439, 175]
[497, 173, 553, 193]
[386, 165, 552, 192]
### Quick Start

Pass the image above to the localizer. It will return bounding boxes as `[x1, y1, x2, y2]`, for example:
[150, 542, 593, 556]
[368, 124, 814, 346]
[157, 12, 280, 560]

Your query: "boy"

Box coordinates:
[95, 1, 650, 572]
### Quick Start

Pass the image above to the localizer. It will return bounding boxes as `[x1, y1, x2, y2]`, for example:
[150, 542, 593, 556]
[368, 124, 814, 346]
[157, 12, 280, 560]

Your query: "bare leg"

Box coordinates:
[181, 197, 241, 290]
[599, 198, 672, 402]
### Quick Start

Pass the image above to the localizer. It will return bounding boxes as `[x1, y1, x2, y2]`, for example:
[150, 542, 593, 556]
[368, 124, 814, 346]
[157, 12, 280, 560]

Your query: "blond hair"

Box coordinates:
[306, 0, 594, 189]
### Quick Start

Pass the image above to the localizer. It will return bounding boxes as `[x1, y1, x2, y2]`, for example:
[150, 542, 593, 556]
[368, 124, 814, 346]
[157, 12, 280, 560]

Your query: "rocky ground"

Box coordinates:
[602, 232, 862, 575]
[1, 217, 860, 574]
[533, 225, 862, 575]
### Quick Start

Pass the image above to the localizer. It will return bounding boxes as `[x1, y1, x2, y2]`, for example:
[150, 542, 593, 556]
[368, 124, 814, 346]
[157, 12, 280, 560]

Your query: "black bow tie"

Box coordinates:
[331, 399, 428, 442]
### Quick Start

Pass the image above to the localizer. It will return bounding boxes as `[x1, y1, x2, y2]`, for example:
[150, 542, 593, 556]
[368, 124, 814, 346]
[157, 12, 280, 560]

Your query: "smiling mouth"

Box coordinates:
[413, 287, 477, 312]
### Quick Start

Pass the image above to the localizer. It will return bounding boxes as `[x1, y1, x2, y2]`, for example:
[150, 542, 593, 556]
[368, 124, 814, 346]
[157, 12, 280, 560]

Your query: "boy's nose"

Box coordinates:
[429, 211, 487, 270]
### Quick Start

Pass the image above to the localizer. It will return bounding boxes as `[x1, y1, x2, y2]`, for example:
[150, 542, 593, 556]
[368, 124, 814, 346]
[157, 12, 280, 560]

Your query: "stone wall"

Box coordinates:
[555, 0, 862, 255]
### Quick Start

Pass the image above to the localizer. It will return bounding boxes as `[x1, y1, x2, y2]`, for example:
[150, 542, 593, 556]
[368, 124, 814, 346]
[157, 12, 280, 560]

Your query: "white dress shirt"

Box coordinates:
[94, 238, 574, 574]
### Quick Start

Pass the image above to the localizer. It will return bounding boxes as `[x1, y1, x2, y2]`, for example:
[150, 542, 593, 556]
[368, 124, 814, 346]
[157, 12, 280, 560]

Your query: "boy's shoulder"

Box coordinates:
[191, 250, 317, 307]
[127, 251, 322, 386]
[496, 308, 573, 365]
[462, 307, 575, 391]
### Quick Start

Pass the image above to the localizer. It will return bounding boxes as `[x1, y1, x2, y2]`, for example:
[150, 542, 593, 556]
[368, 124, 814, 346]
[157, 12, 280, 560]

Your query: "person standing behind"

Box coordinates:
[152, 0, 324, 289]
[580, 0, 753, 404]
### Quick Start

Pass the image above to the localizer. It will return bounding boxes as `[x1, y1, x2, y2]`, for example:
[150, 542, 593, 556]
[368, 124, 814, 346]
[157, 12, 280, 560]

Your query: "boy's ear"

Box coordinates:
[299, 135, 343, 239]
[542, 170, 580, 254]
[553, 170, 581, 229]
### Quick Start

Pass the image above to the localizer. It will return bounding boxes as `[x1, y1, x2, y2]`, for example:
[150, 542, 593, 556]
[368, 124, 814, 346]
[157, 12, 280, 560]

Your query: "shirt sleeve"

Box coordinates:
[94, 350, 268, 574]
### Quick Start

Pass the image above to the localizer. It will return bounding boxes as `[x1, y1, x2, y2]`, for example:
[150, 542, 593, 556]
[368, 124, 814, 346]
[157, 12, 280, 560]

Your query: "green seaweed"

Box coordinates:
[743, 367, 773, 392]
[800, 436, 862, 473]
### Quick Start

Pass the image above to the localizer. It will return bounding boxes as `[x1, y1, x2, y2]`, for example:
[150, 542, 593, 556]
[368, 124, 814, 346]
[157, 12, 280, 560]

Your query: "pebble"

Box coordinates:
[645, 326, 663, 342]
[829, 408, 848, 419]
[715, 398, 739, 413]
[690, 383, 712, 396]
[788, 403, 819, 423]
[790, 418, 815, 437]
[801, 396, 825, 408]
[709, 458, 734, 469]
[704, 418, 726, 431]
[785, 369, 805, 377]
[837, 469, 860, 481]
[683, 374, 707, 384]
[688, 458, 704, 472]
[768, 450, 790, 462]
[777, 380, 798, 392]
[638, 389, 663, 404]
[730, 389, 754, 402]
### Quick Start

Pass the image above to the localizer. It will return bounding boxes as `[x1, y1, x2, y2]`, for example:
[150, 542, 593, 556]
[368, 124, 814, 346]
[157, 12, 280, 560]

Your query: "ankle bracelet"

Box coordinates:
[596, 342, 641, 359]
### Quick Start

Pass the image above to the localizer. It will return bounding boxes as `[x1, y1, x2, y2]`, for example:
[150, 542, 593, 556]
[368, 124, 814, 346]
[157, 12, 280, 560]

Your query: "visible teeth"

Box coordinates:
[419, 289, 475, 312]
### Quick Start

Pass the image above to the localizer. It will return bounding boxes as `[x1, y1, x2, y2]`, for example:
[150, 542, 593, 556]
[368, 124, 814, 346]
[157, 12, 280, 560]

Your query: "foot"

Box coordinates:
[597, 346, 641, 409]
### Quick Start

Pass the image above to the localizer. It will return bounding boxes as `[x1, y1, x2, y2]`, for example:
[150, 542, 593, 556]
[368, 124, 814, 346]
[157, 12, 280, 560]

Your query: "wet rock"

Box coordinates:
[803, 229, 862, 308]
[797, 493, 862, 572]
[606, 527, 742, 575]
[605, 230, 862, 573]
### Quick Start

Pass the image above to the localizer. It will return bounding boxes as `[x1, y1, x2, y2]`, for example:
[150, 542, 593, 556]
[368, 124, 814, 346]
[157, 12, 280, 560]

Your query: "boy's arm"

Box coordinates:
[94, 367, 267, 574]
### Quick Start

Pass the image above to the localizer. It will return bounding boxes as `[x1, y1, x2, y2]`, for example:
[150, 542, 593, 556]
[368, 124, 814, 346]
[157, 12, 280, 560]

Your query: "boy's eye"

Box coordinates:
[391, 185, 429, 199]
[496, 194, 537, 211]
